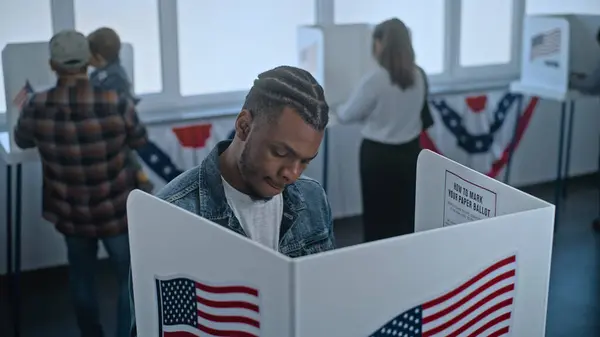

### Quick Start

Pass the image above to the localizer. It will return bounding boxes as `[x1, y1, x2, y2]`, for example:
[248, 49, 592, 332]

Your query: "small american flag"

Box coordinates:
[12, 80, 34, 109]
[156, 276, 260, 337]
[369, 255, 516, 337]
[530, 29, 561, 60]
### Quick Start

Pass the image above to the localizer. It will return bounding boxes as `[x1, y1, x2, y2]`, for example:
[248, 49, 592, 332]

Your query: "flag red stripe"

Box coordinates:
[440, 298, 513, 337]
[486, 326, 511, 337]
[196, 296, 259, 313]
[488, 97, 538, 178]
[13, 91, 26, 106]
[196, 282, 259, 297]
[197, 309, 260, 328]
[422, 256, 516, 309]
[197, 323, 258, 337]
[14, 92, 25, 102]
[423, 274, 515, 323]
[423, 284, 514, 333]
[466, 313, 512, 337]
[164, 331, 201, 337]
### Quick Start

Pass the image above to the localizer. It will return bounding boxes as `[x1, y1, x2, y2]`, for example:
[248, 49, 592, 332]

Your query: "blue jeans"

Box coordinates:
[65, 234, 131, 337]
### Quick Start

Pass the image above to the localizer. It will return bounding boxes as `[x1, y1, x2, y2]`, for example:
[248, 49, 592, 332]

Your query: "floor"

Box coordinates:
[2, 178, 600, 336]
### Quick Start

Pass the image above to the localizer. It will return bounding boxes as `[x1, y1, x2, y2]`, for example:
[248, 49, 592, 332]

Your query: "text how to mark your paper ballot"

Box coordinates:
[443, 170, 497, 227]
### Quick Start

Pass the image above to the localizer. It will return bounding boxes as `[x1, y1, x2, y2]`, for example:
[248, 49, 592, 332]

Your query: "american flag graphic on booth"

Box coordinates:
[156, 276, 260, 337]
[530, 28, 561, 60]
[370, 255, 516, 337]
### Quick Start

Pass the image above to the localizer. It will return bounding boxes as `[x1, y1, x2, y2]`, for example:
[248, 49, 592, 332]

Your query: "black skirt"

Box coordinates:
[359, 136, 421, 242]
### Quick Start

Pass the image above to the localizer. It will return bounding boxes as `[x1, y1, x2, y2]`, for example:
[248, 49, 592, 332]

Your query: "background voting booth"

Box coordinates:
[297, 24, 376, 108]
[297, 24, 376, 213]
[510, 14, 600, 223]
[0, 42, 135, 333]
[128, 150, 554, 337]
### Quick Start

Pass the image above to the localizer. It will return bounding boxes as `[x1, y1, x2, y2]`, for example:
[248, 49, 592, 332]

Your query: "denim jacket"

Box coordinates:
[129, 140, 335, 336]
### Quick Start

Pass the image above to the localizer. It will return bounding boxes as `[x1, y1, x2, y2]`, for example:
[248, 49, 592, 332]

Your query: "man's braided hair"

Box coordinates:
[242, 65, 329, 131]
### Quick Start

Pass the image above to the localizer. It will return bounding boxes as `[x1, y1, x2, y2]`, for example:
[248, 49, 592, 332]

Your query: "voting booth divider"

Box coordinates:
[128, 150, 554, 337]
[298, 24, 376, 107]
[510, 14, 600, 100]
[297, 24, 377, 212]
[510, 14, 600, 222]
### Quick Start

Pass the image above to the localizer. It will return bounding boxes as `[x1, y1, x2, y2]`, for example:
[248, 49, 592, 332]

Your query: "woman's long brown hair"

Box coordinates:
[372, 18, 416, 90]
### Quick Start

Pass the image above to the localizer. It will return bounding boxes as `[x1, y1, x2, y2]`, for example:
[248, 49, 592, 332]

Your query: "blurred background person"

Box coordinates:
[13, 30, 148, 337]
[335, 18, 429, 242]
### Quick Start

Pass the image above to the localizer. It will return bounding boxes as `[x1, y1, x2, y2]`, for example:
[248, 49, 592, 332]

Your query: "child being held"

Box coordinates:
[88, 27, 153, 193]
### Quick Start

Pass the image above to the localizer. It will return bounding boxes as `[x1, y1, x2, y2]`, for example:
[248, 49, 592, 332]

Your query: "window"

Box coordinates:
[74, 0, 163, 94]
[460, 0, 513, 67]
[0, 0, 53, 113]
[0, 0, 526, 119]
[333, 0, 445, 75]
[177, 0, 316, 96]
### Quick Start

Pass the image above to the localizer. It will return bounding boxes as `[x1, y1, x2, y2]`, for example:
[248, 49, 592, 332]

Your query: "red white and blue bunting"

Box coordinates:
[135, 91, 539, 191]
[421, 91, 539, 178]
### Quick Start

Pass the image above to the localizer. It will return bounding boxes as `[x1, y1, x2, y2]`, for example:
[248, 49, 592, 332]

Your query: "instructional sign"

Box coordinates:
[443, 170, 497, 226]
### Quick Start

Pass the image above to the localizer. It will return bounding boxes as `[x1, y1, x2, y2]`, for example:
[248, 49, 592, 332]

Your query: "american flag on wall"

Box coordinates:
[156, 276, 261, 337]
[369, 255, 517, 336]
[12, 80, 34, 109]
[530, 28, 561, 60]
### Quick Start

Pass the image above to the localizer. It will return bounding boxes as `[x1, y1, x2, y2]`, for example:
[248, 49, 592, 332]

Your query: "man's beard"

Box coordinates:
[239, 142, 273, 201]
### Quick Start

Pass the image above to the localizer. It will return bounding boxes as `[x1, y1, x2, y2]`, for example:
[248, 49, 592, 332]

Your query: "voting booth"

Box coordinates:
[510, 14, 600, 222]
[298, 24, 377, 107]
[510, 14, 600, 100]
[128, 150, 554, 336]
[297, 24, 377, 218]
[2, 42, 135, 152]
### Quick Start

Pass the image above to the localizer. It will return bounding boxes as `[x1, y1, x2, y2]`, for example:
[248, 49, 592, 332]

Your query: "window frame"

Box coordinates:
[0, 0, 524, 123]
[450, 0, 525, 85]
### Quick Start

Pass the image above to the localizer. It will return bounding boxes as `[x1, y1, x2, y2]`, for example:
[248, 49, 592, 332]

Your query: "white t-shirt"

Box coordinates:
[337, 65, 426, 145]
[221, 177, 283, 250]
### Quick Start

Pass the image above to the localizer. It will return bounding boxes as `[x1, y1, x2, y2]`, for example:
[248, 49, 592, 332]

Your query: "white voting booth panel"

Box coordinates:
[510, 14, 600, 100]
[2, 42, 135, 153]
[415, 150, 553, 231]
[128, 150, 554, 337]
[566, 15, 600, 76]
[298, 24, 377, 107]
[128, 192, 294, 337]
[297, 24, 376, 218]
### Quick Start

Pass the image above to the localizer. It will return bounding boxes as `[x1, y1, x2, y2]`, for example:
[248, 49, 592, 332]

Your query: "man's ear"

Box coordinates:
[235, 109, 253, 141]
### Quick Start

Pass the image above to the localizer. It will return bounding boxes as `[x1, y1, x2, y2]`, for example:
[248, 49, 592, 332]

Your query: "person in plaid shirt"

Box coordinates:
[13, 30, 148, 337]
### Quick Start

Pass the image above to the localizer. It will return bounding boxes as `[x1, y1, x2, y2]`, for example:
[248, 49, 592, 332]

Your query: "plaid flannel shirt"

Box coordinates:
[13, 77, 148, 237]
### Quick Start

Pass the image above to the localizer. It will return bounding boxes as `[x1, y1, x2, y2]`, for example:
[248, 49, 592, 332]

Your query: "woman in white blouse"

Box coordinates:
[336, 18, 427, 242]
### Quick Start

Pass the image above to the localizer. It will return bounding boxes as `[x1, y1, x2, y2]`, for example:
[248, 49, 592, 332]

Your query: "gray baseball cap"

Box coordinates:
[49, 30, 91, 70]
